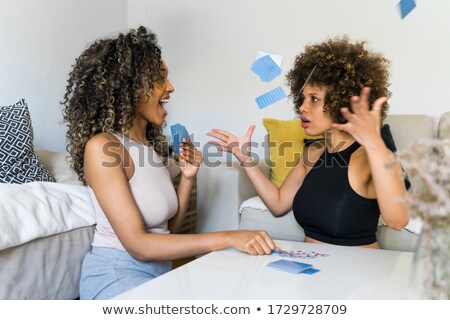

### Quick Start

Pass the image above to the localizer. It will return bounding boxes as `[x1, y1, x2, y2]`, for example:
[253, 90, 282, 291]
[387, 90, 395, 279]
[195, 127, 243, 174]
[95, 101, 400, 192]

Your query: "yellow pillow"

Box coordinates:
[262, 118, 322, 187]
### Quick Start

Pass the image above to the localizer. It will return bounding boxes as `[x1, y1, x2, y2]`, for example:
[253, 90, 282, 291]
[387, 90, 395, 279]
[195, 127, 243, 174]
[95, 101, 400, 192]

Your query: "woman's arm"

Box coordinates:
[168, 139, 202, 233]
[207, 126, 307, 216]
[84, 134, 275, 261]
[364, 140, 408, 229]
[332, 88, 409, 230]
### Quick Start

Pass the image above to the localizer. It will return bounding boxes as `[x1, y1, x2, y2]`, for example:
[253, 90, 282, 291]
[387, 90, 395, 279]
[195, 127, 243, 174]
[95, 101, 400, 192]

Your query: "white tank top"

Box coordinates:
[91, 133, 178, 251]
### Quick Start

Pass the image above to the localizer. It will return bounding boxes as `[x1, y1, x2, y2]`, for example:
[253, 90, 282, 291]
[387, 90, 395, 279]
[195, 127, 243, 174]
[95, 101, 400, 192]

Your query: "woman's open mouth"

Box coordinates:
[301, 117, 310, 129]
[159, 98, 170, 115]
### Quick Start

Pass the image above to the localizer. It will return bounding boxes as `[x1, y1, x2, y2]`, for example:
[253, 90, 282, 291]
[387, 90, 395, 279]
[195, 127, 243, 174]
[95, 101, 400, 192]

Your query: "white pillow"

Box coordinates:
[35, 150, 80, 185]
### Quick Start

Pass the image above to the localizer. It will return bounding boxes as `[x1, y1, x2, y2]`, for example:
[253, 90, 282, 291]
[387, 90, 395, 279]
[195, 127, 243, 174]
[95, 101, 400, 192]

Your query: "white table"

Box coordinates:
[113, 240, 414, 299]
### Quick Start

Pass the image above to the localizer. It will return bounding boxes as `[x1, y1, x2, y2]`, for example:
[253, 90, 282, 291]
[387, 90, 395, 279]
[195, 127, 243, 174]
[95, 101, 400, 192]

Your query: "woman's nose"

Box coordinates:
[167, 80, 175, 93]
[299, 102, 306, 114]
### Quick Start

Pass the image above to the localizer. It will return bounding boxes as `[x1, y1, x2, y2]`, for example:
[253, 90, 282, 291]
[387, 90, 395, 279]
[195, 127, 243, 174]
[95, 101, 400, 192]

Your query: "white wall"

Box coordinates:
[1, 1, 449, 154]
[128, 0, 450, 158]
[0, 0, 128, 151]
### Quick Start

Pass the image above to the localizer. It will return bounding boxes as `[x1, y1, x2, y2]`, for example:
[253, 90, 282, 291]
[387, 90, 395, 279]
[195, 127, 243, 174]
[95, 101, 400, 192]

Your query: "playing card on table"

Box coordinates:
[272, 249, 329, 259]
[266, 259, 313, 274]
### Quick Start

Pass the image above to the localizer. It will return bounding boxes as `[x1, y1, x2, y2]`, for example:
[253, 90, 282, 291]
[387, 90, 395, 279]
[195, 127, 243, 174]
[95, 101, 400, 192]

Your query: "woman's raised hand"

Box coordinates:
[207, 125, 256, 162]
[332, 87, 387, 148]
[179, 139, 203, 179]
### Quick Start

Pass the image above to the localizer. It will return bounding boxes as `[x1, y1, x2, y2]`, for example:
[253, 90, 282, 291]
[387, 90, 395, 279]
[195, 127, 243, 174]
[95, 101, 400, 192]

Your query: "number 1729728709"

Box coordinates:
[267, 304, 347, 315]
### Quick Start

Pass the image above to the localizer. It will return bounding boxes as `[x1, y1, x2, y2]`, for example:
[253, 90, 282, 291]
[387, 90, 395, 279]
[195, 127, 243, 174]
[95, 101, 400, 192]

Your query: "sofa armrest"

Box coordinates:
[196, 160, 270, 233]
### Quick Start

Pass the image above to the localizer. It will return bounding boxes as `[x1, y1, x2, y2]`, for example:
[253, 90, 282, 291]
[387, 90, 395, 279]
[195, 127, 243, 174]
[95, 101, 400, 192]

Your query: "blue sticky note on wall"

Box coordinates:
[170, 123, 189, 155]
[251, 55, 282, 82]
[398, 0, 416, 19]
[255, 86, 286, 109]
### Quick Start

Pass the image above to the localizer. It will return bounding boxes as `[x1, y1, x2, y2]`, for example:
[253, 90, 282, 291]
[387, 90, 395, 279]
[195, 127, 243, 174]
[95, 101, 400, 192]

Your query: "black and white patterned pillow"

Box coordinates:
[0, 99, 55, 184]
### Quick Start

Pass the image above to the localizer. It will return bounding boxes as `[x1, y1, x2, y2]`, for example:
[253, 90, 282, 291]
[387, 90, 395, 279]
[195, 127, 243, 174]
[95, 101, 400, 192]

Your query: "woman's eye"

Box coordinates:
[312, 97, 319, 103]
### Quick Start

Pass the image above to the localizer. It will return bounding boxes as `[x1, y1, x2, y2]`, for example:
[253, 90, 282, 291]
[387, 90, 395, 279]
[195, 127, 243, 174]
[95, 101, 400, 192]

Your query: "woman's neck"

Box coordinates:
[324, 129, 355, 153]
[125, 118, 149, 145]
[125, 127, 148, 145]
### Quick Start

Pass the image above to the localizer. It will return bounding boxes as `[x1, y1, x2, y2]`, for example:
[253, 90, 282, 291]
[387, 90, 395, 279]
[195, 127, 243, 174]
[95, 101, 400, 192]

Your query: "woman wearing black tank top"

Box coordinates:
[208, 36, 409, 248]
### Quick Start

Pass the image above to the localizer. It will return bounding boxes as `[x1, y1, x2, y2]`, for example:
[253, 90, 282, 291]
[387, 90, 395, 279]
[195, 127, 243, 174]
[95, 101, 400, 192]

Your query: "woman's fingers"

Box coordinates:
[332, 108, 354, 133]
[359, 87, 371, 107]
[372, 96, 388, 113]
[350, 87, 371, 115]
[231, 230, 275, 256]
[350, 95, 361, 114]
[245, 125, 256, 139]
[180, 141, 203, 165]
[255, 234, 274, 254]
[246, 231, 275, 255]
[339, 107, 355, 123]
[207, 129, 232, 141]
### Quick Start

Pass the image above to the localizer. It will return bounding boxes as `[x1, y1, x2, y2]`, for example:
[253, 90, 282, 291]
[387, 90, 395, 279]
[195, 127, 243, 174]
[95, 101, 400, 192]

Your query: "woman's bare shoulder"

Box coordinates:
[84, 133, 125, 166]
[86, 133, 120, 148]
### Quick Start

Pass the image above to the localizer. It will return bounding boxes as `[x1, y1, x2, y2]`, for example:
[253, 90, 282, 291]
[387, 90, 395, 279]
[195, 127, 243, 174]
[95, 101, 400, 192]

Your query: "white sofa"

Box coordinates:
[197, 113, 450, 252]
[0, 150, 194, 299]
[0, 150, 96, 299]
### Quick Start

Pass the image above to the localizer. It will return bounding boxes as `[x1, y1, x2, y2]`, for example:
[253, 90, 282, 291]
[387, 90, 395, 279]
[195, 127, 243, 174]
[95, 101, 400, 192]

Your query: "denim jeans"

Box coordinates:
[79, 246, 172, 300]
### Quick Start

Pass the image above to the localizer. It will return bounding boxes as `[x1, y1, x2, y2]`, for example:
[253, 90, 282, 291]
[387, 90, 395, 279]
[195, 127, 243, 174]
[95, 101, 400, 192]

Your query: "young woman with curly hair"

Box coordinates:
[208, 36, 409, 248]
[63, 26, 275, 300]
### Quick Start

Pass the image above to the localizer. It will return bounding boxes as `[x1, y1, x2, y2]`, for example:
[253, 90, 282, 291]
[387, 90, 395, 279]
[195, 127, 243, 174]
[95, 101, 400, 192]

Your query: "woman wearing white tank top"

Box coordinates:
[62, 26, 276, 300]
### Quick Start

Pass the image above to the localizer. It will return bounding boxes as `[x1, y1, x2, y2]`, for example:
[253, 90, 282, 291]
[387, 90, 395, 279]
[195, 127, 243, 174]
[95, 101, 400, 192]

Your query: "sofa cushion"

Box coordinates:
[35, 150, 80, 185]
[0, 99, 54, 184]
[239, 207, 305, 242]
[437, 111, 450, 139]
[376, 225, 419, 252]
[262, 118, 322, 186]
[384, 114, 434, 151]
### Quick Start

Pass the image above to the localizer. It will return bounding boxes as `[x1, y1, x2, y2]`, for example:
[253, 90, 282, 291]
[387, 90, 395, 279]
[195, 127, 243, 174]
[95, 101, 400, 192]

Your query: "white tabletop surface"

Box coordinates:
[113, 240, 414, 300]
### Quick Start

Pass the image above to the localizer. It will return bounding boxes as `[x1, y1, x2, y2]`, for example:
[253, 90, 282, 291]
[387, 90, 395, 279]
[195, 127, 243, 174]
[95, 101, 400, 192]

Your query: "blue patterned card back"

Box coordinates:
[170, 123, 189, 155]
[255, 86, 287, 109]
[266, 259, 313, 274]
[251, 55, 282, 82]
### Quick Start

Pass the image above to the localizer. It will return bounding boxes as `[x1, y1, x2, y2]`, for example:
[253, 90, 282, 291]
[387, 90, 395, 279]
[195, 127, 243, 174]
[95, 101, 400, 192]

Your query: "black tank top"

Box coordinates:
[293, 141, 380, 246]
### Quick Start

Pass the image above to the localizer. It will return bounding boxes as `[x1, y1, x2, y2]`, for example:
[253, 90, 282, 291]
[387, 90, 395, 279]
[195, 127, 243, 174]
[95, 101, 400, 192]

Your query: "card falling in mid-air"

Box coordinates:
[398, 0, 416, 19]
[255, 86, 287, 109]
[170, 123, 189, 155]
[251, 54, 282, 82]
[255, 51, 283, 68]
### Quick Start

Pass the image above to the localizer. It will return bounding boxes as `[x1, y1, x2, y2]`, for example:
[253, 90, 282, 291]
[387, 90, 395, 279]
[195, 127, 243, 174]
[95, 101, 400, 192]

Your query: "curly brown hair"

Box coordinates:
[286, 36, 391, 123]
[62, 26, 167, 185]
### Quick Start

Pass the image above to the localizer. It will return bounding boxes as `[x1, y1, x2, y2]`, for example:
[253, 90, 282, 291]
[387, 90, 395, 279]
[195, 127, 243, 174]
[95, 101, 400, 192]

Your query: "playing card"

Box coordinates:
[398, 0, 416, 19]
[255, 86, 286, 109]
[251, 54, 282, 82]
[170, 123, 189, 155]
[302, 268, 321, 275]
[266, 259, 313, 274]
[272, 249, 329, 259]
